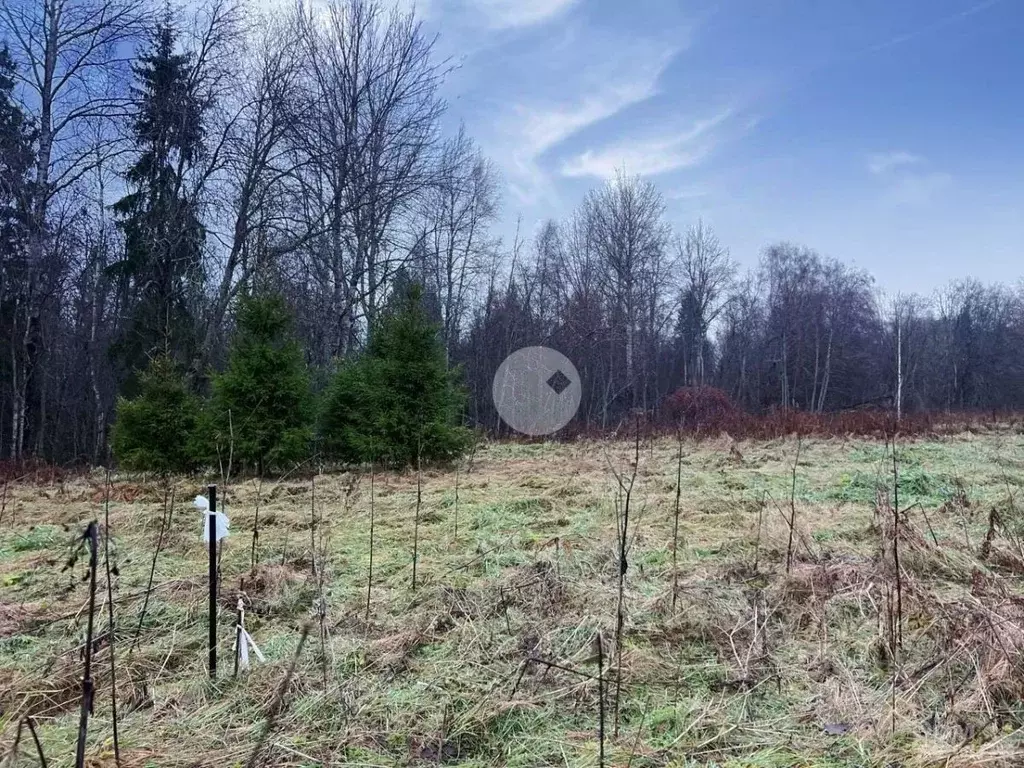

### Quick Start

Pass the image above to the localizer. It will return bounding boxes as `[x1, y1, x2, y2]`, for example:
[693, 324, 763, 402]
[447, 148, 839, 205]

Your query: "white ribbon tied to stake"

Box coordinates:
[233, 597, 265, 670]
[194, 494, 230, 542]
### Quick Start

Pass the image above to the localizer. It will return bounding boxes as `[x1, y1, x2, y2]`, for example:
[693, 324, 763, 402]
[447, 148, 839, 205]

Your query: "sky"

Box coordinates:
[408, 0, 1024, 295]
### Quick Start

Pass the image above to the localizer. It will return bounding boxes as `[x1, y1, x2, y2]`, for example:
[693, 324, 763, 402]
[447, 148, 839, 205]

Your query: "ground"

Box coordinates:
[2, 429, 1024, 767]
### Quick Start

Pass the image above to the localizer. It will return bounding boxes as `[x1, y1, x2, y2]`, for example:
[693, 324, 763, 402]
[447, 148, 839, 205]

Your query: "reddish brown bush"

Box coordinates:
[518, 397, 1019, 443]
[662, 387, 738, 434]
[0, 459, 73, 484]
[651, 400, 1017, 441]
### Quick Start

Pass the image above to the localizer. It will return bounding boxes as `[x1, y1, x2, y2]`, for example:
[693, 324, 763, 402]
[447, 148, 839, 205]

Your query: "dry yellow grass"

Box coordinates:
[1, 430, 1023, 767]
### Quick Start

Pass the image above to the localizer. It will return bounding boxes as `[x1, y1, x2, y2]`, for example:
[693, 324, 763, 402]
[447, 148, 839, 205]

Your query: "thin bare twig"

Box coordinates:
[250, 475, 263, 572]
[613, 417, 641, 738]
[130, 483, 173, 655]
[671, 427, 683, 610]
[366, 459, 375, 621]
[786, 437, 802, 573]
[103, 471, 120, 766]
[412, 446, 423, 591]
[597, 631, 606, 768]
[453, 459, 460, 542]
[74, 521, 100, 768]
[244, 623, 311, 768]
[625, 699, 651, 768]
[754, 490, 766, 572]
[25, 717, 48, 768]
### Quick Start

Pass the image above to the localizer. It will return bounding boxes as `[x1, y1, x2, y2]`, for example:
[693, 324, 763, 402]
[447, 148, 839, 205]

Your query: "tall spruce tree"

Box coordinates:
[110, 19, 206, 388]
[0, 44, 37, 459]
[111, 355, 199, 473]
[205, 293, 313, 473]
[322, 282, 470, 466]
[0, 44, 35, 261]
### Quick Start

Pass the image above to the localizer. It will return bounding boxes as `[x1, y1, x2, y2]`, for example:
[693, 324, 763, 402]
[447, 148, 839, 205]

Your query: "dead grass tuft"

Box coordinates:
[3, 432, 1024, 766]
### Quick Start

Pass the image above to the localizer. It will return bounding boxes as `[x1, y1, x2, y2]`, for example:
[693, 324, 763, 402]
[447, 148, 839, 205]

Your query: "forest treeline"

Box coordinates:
[1, 0, 1022, 465]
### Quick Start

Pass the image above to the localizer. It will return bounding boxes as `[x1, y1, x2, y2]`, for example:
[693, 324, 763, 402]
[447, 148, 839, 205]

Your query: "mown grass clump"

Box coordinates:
[824, 467, 954, 506]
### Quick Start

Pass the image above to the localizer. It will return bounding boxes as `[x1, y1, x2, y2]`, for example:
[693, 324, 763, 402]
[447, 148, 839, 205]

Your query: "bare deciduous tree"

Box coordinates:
[582, 171, 670, 414]
[675, 219, 733, 386]
[421, 127, 500, 361]
[289, 0, 446, 363]
[2, 0, 146, 457]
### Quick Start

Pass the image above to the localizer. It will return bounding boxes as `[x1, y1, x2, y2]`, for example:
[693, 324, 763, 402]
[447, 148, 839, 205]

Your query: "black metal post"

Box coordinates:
[208, 484, 217, 678]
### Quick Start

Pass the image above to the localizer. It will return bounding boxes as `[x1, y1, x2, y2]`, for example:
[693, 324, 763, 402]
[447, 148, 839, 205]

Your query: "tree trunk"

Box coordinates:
[896, 317, 903, 422]
[781, 334, 789, 409]
[816, 327, 833, 413]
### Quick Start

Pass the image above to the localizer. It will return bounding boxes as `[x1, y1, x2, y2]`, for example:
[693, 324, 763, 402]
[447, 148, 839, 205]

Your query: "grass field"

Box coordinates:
[2, 430, 1024, 767]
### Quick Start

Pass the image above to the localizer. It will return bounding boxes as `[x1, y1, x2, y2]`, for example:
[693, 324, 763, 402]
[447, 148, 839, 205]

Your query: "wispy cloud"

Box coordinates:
[862, 0, 1006, 56]
[882, 171, 953, 206]
[493, 48, 677, 204]
[868, 151, 923, 175]
[468, 0, 578, 30]
[519, 76, 667, 156]
[867, 151, 952, 206]
[560, 108, 735, 180]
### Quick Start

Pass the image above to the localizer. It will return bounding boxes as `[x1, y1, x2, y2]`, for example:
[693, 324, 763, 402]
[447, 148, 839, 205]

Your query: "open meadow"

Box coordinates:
[2, 430, 1024, 767]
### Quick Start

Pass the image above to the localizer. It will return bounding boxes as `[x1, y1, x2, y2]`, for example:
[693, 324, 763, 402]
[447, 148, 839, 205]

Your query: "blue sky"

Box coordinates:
[411, 0, 1023, 294]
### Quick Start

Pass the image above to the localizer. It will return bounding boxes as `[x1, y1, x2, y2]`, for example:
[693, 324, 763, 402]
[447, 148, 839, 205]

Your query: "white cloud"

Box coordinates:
[519, 77, 666, 156]
[868, 151, 923, 175]
[491, 49, 677, 205]
[866, 151, 952, 206]
[469, 0, 578, 29]
[560, 108, 734, 180]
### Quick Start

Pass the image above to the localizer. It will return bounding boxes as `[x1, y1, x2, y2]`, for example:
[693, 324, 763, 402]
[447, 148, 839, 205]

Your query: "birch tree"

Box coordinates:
[583, 171, 669, 412]
[421, 127, 500, 361]
[675, 219, 733, 386]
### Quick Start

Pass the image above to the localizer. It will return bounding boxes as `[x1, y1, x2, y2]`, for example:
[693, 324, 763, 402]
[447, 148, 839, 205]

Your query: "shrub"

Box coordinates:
[662, 386, 738, 433]
[203, 293, 313, 473]
[319, 358, 375, 463]
[321, 283, 470, 466]
[111, 355, 200, 473]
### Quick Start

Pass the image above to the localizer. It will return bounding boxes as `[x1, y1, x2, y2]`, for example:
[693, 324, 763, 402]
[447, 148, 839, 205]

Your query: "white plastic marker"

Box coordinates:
[194, 494, 229, 542]
[232, 597, 265, 672]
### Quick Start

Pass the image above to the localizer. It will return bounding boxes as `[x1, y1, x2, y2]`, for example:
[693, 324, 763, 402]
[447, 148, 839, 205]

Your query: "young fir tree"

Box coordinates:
[322, 282, 470, 466]
[111, 355, 199, 473]
[110, 19, 205, 388]
[205, 293, 313, 473]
